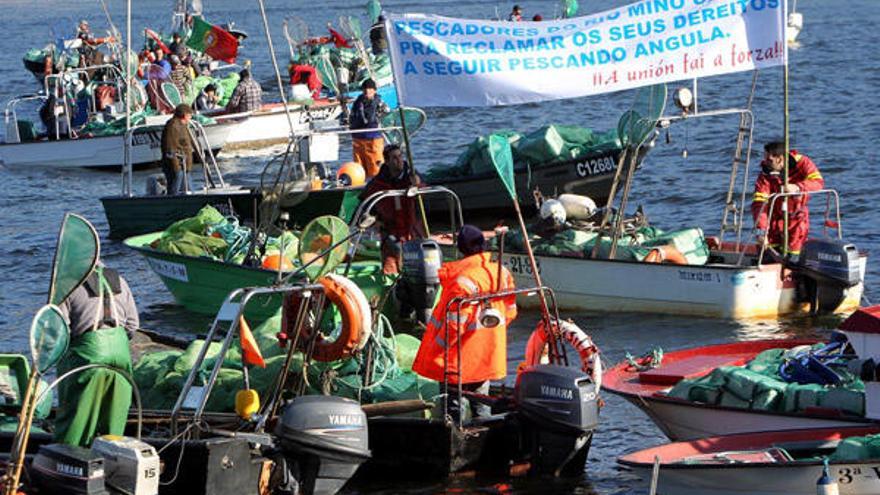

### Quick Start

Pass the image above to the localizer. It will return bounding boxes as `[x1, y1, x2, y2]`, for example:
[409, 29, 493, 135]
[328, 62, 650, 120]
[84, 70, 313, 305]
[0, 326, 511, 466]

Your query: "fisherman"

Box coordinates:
[412, 225, 517, 418]
[194, 83, 220, 112]
[369, 15, 388, 55]
[508, 5, 523, 21]
[161, 104, 195, 195]
[168, 32, 188, 58]
[350, 78, 389, 178]
[752, 140, 825, 257]
[360, 144, 424, 274]
[169, 54, 193, 99]
[56, 262, 138, 447]
[226, 68, 262, 113]
[154, 48, 171, 77]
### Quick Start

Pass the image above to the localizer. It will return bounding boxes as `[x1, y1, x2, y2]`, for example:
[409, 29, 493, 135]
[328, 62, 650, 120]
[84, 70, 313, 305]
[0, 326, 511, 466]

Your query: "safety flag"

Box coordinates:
[187, 16, 238, 63]
[239, 316, 266, 368]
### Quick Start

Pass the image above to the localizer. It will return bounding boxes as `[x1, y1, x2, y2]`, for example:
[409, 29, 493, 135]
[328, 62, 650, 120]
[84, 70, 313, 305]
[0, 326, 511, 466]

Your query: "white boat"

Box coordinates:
[602, 335, 880, 442]
[0, 115, 234, 169]
[210, 99, 341, 151]
[503, 237, 866, 319]
[501, 81, 865, 319]
[788, 1, 804, 43]
[619, 426, 880, 495]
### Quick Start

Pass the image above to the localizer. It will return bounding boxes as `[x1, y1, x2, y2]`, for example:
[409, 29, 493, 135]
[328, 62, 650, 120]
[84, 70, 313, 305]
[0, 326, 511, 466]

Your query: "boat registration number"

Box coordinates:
[131, 131, 161, 149]
[837, 465, 880, 484]
[148, 258, 189, 282]
[575, 155, 616, 177]
[506, 255, 541, 276]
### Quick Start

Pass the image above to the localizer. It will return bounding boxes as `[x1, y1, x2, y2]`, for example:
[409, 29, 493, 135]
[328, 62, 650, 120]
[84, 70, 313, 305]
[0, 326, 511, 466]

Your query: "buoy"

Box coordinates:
[816, 458, 839, 495]
[539, 199, 566, 226]
[262, 254, 294, 271]
[558, 194, 597, 221]
[235, 389, 260, 420]
[337, 162, 366, 187]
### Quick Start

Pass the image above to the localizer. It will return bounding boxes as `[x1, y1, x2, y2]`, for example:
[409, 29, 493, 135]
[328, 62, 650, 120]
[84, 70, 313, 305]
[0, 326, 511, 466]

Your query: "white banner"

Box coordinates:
[386, 0, 786, 107]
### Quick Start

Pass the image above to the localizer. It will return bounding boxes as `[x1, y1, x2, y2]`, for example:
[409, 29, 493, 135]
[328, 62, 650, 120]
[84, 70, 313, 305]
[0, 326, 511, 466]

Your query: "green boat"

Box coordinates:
[125, 231, 387, 321]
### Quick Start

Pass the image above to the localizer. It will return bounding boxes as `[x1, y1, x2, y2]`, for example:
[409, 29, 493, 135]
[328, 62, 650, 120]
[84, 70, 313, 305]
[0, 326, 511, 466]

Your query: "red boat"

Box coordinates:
[618, 426, 880, 495]
[603, 338, 877, 441]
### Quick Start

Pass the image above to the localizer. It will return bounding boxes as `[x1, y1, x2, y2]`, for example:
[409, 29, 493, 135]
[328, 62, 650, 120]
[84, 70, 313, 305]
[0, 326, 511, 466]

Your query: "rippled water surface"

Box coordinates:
[0, 0, 878, 493]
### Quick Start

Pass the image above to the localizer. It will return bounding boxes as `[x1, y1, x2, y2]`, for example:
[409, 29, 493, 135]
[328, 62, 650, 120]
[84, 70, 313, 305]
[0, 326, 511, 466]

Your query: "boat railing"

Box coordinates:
[351, 185, 464, 234]
[3, 94, 47, 144]
[755, 188, 842, 264]
[169, 283, 327, 435]
[443, 285, 564, 428]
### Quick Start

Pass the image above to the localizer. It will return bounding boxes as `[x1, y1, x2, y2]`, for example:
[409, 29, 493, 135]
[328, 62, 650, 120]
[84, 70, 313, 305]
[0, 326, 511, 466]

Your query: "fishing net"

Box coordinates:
[299, 215, 350, 281]
[366, 0, 382, 24]
[618, 83, 667, 148]
[381, 107, 427, 145]
[488, 133, 517, 200]
[49, 213, 99, 307]
[30, 305, 70, 374]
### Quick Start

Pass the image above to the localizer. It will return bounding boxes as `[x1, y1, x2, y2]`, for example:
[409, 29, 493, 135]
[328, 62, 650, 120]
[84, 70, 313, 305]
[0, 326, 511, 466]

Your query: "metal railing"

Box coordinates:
[755, 188, 842, 265]
[443, 285, 565, 428]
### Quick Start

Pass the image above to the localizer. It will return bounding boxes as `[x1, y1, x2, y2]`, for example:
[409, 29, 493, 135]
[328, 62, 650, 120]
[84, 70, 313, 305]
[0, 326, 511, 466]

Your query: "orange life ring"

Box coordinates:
[523, 319, 602, 390]
[644, 245, 688, 264]
[285, 274, 372, 362]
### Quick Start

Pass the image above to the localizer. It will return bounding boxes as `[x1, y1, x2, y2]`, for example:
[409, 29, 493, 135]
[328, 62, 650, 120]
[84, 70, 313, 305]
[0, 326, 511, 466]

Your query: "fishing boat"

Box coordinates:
[209, 99, 342, 150]
[0, 66, 234, 169]
[500, 80, 866, 319]
[619, 426, 880, 495]
[603, 306, 880, 441]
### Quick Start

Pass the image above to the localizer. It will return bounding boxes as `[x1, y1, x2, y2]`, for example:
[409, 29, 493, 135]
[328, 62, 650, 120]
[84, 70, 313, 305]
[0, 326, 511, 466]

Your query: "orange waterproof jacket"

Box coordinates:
[751, 151, 824, 253]
[412, 252, 517, 384]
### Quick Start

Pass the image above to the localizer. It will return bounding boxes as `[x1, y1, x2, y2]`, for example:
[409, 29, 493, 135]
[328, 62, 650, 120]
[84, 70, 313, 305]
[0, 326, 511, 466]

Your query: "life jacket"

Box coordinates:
[412, 252, 517, 384]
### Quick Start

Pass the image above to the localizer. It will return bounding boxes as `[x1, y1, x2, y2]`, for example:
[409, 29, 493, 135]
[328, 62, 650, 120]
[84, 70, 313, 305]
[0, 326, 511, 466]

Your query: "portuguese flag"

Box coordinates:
[186, 16, 238, 63]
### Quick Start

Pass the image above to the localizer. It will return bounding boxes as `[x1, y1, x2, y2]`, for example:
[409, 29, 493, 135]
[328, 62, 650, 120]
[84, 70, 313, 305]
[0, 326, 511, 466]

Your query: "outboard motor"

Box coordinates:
[515, 365, 600, 477]
[396, 239, 442, 324]
[31, 443, 109, 494]
[275, 396, 370, 495]
[793, 238, 862, 313]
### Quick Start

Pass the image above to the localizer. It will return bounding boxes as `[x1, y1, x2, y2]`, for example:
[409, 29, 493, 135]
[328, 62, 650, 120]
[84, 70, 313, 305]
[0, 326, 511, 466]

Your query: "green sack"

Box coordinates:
[154, 231, 229, 259]
[217, 73, 241, 107]
[516, 125, 567, 163]
[165, 205, 226, 236]
[394, 334, 422, 372]
[830, 434, 880, 462]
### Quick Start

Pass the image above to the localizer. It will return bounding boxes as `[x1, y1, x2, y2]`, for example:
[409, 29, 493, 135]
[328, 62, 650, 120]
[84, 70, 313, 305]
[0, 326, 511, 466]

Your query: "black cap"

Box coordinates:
[361, 78, 377, 90]
[457, 225, 486, 256]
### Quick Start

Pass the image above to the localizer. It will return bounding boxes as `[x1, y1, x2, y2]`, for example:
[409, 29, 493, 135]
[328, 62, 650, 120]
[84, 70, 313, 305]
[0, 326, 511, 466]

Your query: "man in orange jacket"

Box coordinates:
[412, 225, 517, 417]
[751, 141, 824, 256]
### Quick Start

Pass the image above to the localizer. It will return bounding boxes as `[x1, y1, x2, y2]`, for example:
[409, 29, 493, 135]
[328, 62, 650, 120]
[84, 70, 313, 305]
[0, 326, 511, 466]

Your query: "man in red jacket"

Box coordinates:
[751, 141, 824, 256]
[360, 144, 424, 274]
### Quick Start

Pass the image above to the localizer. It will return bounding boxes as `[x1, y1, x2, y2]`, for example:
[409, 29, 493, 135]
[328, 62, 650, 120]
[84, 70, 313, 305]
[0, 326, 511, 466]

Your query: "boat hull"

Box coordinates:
[0, 121, 234, 169]
[428, 147, 621, 224]
[213, 101, 342, 150]
[501, 251, 866, 318]
[102, 186, 359, 239]
[125, 232, 386, 319]
[621, 393, 872, 441]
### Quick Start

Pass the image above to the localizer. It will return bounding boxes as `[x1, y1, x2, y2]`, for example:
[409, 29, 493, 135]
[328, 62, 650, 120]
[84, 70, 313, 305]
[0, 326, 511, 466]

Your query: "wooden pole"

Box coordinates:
[782, 7, 791, 256]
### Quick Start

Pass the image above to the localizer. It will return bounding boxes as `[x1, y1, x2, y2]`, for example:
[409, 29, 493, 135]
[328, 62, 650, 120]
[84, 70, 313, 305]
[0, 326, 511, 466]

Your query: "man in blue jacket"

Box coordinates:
[350, 78, 389, 178]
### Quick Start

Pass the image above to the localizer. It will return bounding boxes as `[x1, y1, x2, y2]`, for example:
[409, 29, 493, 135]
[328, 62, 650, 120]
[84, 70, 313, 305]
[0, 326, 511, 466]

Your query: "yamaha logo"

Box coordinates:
[328, 414, 364, 426]
[817, 252, 842, 263]
[541, 385, 573, 400]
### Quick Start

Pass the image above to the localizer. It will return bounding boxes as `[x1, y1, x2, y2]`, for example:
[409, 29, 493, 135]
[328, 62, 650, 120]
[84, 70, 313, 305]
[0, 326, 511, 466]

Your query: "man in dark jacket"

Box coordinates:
[161, 104, 195, 194]
[350, 78, 389, 178]
[360, 144, 424, 274]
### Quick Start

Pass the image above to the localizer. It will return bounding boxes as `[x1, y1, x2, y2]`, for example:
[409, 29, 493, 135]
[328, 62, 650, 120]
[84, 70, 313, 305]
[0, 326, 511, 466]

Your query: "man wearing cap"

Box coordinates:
[412, 225, 517, 417]
[350, 78, 389, 178]
[161, 104, 195, 195]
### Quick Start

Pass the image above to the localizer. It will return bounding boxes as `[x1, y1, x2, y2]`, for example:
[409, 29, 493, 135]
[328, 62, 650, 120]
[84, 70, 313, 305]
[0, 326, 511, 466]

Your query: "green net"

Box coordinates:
[49, 213, 99, 306]
[381, 107, 427, 145]
[366, 0, 382, 24]
[299, 215, 350, 281]
[30, 305, 69, 374]
[488, 133, 517, 200]
[618, 84, 667, 147]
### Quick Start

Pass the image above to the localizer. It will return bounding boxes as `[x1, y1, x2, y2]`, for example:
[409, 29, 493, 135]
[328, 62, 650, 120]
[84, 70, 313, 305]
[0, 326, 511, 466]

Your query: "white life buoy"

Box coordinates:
[523, 319, 602, 391]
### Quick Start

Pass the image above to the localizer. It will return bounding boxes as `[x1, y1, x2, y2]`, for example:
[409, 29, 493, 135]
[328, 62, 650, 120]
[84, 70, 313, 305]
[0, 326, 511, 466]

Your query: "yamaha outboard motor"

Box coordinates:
[396, 239, 442, 324]
[515, 365, 600, 477]
[276, 396, 370, 495]
[793, 238, 862, 314]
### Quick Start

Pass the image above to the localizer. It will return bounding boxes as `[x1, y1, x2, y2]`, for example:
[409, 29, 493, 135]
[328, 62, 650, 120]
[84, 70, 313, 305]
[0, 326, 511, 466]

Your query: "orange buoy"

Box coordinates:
[337, 162, 366, 187]
[643, 245, 688, 264]
[261, 254, 294, 271]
